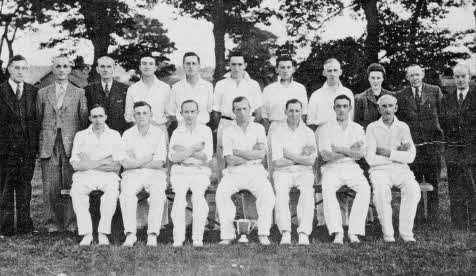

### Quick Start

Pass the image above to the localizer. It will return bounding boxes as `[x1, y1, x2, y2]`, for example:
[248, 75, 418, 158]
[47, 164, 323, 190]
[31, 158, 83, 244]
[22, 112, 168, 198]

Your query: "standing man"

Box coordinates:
[169, 100, 213, 247]
[216, 97, 275, 245]
[318, 95, 370, 244]
[396, 64, 444, 222]
[124, 55, 171, 134]
[120, 101, 167, 247]
[84, 56, 130, 134]
[0, 55, 39, 236]
[366, 94, 421, 242]
[441, 63, 476, 230]
[271, 99, 316, 245]
[70, 105, 123, 246]
[37, 55, 88, 233]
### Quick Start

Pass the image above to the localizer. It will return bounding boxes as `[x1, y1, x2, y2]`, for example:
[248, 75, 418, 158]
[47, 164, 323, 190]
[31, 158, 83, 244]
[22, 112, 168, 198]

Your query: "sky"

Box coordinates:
[4, 1, 475, 70]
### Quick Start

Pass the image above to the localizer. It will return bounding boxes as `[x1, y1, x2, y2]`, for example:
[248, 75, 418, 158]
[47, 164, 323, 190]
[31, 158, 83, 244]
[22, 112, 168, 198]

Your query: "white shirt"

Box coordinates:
[457, 87, 469, 101]
[365, 117, 416, 172]
[169, 78, 213, 124]
[411, 86, 423, 97]
[262, 80, 308, 121]
[212, 74, 262, 118]
[222, 120, 267, 165]
[169, 124, 213, 165]
[70, 125, 124, 164]
[121, 124, 167, 163]
[318, 120, 365, 169]
[101, 80, 113, 92]
[124, 76, 171, 125]
[271, 121, 316, 172]
[8, 79, 23, 98]
[307, 81, 354, 126]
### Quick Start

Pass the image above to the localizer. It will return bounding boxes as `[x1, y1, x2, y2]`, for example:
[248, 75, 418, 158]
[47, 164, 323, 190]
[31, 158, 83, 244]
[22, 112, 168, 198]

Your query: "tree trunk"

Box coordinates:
[212, 0, 226, 84]
[363, 0, 379, 66]
[88, 34, 110, 82]
[407, 0, 426, 63]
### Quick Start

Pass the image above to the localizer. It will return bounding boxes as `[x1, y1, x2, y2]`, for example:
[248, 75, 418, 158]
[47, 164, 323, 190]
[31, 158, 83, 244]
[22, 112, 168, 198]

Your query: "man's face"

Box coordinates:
[285, 102, 302, 124]
[378, 98, 398, 122]
[406, 66, 424, 88]
[277, 60, 295, 81]
[139, 57, 157, 77]
[8, 60, 28, 83]
[133, 105, 152, 126]
[96, 59, 115, 80]
[181, 102, 199, 125]
[232, 99, 251, 121]
[229, 56, 246, 75]
[453, 66, 470, 90]
[183, 55, 200, 78]
[52, 57, 72, 81]
[89, 107, 107, 128]
[323, 61, 342, 83]
[334, 98, 351, 121]
[368, 71, 384, 90]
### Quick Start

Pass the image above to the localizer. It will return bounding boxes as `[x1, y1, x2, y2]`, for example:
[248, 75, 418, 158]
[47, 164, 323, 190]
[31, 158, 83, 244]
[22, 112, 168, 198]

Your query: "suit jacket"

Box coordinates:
[354, 88, 394, 129]
[396, 83, 444, 144]
[84, 80, 130, 134]
[37, 82, 88, 158]
[0, 81, 39, 159]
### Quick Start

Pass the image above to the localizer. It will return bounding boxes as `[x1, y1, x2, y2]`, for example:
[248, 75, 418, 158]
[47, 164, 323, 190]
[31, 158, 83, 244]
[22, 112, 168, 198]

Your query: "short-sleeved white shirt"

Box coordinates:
[169, 78, 213, 124]
[70, 125, 125, 164]
[318, 120, 365, 169]
[169, 124, 213, 165]
[307, 81, 354, 126]
[222, 120, 267, 165]
[271, 122, 316, 172]
[124, 76, 171, 125]
[262, 80, 308, 121]
[121, 124, 167, 163]
[212, 74, 262, 118]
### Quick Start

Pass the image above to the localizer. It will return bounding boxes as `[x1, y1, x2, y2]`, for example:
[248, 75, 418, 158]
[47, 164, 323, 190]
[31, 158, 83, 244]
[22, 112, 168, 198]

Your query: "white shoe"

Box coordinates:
[79, 234, 93, 246]
[259, 235, 271, 246]
[280, 232, 291, 245]
[219, 239, 231, 245]
[193, 240, 204, 247]
[298, 233, 309, 245]
[383, 235, 395, 242]
[122, 234, 137, 247]
[98, 233, 109, 246]
[401, 235, 416, 242]
[333, 232, 344, 244]
[147, 234, 157, 247]
[348, 233, 360, 243]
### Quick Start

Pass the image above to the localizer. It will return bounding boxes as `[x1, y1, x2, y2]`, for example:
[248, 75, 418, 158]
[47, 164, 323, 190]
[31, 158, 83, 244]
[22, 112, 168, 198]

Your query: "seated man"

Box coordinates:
[216, 96, 275, 245]
[271, 99, 316, 245]
[366, 94, 420, 242]
[169, 100, 213, 248]
[120, 101, 167, 247]
[70, 104, 123, 246]
[318, 94, 370, 244]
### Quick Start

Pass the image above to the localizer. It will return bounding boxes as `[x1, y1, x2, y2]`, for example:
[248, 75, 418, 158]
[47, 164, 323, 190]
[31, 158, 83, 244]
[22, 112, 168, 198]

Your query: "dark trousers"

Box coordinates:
[410, 144, 441, 222]
[40, 131, 75, 230]
[0, 155, 36, 236]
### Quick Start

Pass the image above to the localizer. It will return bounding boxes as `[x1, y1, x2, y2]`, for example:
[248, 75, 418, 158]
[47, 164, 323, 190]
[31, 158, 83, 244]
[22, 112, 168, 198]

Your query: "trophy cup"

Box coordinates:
[233, 192, 257, 243]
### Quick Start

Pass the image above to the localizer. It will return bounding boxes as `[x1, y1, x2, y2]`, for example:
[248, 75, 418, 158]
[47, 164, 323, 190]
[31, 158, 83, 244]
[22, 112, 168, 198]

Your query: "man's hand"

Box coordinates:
[78, 152, 90, 162]
[283, 148, 297, 161]
[126, 149, 136, 159]
[331, 144, 343, 153]
[100, 156, 114, 165]
[351, 140, 364, 149]
[191, 141, 205, 152]
[302, 145, 316, 156]
[253, 142, 265, 151]
[397, 142, 411, 151]
[376, 147, 391, 157]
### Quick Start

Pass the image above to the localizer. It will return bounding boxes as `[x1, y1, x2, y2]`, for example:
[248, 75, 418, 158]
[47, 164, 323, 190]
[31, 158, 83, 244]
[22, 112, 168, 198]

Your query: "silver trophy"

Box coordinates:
[233, 192, 257, 243]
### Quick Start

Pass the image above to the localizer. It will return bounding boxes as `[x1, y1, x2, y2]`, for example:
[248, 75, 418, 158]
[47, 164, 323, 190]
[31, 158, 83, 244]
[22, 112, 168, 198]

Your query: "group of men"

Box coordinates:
[0, 51, 474, 248]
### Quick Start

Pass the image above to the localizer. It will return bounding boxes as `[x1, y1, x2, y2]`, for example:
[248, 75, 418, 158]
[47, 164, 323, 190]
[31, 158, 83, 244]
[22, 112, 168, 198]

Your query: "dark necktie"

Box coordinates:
[414, 88, 421, 110]
[16, 83, 21, 100]
[458, 92, 464, 107]
[104, 83, 110, 98]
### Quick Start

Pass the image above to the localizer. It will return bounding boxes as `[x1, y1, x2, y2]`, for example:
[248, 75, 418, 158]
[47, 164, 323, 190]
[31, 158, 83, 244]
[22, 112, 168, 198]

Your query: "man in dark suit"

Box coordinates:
[37, 55, 88, 233]
[0, 55, 39, 236]
[441, 63, 476, 230]
[396, 64, 444, 222]
[84, 56, 129, 134]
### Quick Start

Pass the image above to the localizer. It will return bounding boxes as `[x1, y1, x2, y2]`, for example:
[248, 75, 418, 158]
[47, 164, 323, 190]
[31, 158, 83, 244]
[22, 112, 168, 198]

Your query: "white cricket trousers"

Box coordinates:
[170, 165, 211, 244]
[321, 164, 370, 235]
[369, 167, 421, 239]
[71, 171, 119, 236]
[120, 169, 167, 235]
[216, 165, 275, 240]
[273, 170, 315, 235]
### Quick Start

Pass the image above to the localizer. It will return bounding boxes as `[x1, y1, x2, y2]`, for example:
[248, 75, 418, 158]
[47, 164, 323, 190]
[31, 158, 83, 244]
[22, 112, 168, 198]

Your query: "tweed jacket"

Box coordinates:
[354, 88, 394, 129]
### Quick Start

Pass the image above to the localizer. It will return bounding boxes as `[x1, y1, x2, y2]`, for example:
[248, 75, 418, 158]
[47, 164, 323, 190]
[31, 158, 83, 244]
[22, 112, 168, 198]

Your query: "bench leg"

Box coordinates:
[422, 191, 428, 220]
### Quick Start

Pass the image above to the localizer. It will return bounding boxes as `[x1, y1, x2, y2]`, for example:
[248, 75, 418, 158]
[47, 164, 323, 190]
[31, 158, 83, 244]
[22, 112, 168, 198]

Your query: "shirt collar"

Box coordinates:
[101, 79, 113, 89]
[375, 116, 403, 130]
[322, 80, 342, 90]
[8, 79, 23, 91]
[223, 71, 251, 80]
[55, 81, 68, 91]
[457, 87, 469, 99]
[411, 85, 423, 95]
[86, 124, 112, 135]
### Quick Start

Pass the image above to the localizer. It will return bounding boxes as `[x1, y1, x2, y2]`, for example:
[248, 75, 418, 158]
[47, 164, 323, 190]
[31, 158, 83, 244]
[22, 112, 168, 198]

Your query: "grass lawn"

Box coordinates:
[0, 165, 474, 275]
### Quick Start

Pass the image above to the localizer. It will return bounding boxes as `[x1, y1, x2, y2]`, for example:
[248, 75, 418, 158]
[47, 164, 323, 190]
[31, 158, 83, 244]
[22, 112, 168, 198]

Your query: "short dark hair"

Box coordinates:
[140, 55, 156, 65]
[183, 52, 200, 64]
[334, 94, 352, 106]
[8, 55, 27, 67]
[90, 103, 107, 115]
[276, 55, 296, 68]
[228, 51, 246, 62]
[133, 101, 152, 111]
[181, 99, 199, 111]
[285, 98, 302, 110]
[232, 96, 250, 110]
[366, 63, 386, 78]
